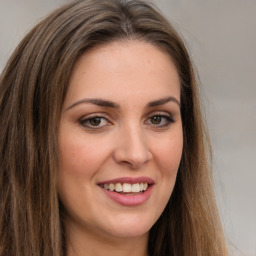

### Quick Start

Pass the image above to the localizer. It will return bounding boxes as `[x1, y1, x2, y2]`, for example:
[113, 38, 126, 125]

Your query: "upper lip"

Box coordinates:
[98, 176, 155, 185]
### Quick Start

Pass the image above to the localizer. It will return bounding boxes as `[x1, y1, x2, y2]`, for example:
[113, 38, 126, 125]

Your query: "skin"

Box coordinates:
[58, 40, 183, 256]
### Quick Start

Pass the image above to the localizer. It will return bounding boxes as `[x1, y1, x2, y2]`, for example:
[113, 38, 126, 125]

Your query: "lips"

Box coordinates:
[98, 176, 154, 206]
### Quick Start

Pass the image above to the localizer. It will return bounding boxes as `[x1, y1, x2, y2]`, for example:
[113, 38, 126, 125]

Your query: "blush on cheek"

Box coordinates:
[154, 140, 183, 171]
[60, 145, 109, 179]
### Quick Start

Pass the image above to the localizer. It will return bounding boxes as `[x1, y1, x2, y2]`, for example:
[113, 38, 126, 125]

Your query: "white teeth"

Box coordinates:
[109, 183, 115, 191]
[132, 183, 140, 192]
[102, 182, 149, 193]
[115, 183, 122, 192]
[123, 183, 132, 192]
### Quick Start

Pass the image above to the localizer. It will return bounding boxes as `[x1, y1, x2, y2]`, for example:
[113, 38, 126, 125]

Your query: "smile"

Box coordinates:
[100, 182, 148, 193]
[98, 177, 154, 206]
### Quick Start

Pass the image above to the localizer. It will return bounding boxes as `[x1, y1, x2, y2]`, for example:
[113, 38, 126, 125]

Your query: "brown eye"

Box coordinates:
[151, 115, 162, 125]
[89, 117, 102, 126]
[79, 116, 109, 129]
[146, 114, 174, 128]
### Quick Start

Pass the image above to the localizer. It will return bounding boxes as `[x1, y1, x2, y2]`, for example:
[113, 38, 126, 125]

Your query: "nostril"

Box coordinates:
[113, 152, 151, 169]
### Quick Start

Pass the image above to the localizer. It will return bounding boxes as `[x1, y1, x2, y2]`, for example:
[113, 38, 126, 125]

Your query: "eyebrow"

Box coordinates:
[66, 96, 180, 111]
[146, 96, 180, 108]
[66, 98, 120, 110]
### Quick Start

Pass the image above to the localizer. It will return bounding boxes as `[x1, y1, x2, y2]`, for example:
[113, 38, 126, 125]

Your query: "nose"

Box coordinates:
[113, 125, 152, 169]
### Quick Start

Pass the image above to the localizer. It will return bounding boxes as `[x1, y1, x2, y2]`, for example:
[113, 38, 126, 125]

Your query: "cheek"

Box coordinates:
[153, 130, 183, 174]
[149, 129, 183, 219]
[58, 134, 110, 178]
[57, 134, 111, 216]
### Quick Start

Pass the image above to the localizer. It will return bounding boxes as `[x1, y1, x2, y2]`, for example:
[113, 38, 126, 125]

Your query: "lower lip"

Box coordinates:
[100, 185, 153, 206]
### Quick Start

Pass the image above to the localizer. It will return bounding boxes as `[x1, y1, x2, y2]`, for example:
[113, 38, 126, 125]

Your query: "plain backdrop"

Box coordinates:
[0, 0, 255, 255]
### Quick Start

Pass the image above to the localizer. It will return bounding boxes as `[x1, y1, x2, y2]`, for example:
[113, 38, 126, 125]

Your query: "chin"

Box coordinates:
[102, 214, 154, 239]
[109, 227, 150, 239]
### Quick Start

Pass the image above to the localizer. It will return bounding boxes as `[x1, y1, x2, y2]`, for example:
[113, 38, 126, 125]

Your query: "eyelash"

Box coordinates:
[79, 115, 110, 129]
[145, 114, 174, 128]
[79, 113, 174, 129]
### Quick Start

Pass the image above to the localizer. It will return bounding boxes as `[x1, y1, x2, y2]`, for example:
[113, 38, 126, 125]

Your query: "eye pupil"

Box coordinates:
[90, 117, 101, 126]
[151, 115, 161, 124]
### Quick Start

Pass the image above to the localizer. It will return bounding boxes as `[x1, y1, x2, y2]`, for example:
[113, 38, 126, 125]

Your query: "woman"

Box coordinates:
[0, 0, 229, 255]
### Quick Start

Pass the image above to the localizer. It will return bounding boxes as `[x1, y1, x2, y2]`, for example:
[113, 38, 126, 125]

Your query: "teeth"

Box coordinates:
[109, 183, 115, 191]
[102, 182, 149, 193]
[132, 183, 140, 192]
[123, 183, 132, 192]
[115, 183, 122, 192]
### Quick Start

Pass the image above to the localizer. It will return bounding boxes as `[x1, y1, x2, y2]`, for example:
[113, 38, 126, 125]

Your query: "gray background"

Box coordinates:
[0, 0, 255, 255]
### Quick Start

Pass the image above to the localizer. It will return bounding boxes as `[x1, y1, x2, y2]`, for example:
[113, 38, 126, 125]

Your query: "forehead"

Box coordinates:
[65, 40, 180, 106]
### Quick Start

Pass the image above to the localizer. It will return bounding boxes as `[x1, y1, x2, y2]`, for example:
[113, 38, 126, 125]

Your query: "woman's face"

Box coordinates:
[58, 40, 183, 241]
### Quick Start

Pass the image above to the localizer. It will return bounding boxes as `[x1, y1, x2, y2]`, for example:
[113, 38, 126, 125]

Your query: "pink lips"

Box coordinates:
[99, 176, 154, 185]
[98, 176, 154, 206]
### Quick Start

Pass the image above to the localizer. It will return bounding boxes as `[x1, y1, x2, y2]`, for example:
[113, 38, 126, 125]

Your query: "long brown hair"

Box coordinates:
[0, 0, 229, 255]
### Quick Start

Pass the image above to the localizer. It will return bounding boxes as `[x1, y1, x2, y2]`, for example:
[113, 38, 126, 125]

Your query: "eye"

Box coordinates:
[79, 116, 110, 129]
[146, 114, 174, 127]
[151, 115, 162, 125]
